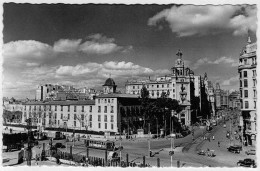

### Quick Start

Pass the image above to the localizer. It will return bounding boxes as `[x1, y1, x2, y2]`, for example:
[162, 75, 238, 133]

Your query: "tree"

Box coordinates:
[140, 85, 151, 129]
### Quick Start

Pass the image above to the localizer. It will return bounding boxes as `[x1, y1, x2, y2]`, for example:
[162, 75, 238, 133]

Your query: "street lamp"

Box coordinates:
[156, 117, 158, 139]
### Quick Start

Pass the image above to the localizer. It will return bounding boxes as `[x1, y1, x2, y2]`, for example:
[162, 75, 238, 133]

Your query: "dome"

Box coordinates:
[103, 78, 116, 86]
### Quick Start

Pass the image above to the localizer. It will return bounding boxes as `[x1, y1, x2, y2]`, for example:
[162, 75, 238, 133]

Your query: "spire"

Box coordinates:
[176, 49, 183, 59]
[247, 29, 251, 44]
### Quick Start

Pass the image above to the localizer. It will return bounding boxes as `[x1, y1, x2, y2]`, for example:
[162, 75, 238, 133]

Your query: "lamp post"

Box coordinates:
[156, 118, 158, 139]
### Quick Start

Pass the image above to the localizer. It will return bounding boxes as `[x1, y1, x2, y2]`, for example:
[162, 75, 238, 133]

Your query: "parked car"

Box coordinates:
[245, 149, 256, 155]
[55, 143, 66, 148]
[237, 158, 256, 168]
[227, 146, 241, 154]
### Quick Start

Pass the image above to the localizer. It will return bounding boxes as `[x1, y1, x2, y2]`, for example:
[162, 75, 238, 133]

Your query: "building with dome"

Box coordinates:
[125, 50, 198, 126]
[103, 78, 117, 94]
[238, 36, 257, 146]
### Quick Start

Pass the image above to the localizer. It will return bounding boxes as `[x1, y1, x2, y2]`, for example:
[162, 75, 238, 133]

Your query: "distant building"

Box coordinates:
[238, 36, 257, 146]
[215, 83, 229, 110]
[228, 91, 241, 110]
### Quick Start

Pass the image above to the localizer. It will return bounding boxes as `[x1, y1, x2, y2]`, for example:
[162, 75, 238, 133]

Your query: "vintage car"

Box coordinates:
[227, 146, 241, 154]
[197, 149, 206, 155]
[237, 158, 256, 168]
[245, 149, 256, 155]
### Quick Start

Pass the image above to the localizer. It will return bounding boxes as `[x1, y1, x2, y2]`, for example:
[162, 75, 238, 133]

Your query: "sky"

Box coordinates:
[2, 3, 257, 99]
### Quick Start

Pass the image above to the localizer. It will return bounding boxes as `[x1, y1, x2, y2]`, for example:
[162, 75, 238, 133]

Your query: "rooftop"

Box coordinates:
[24, 100, 95, 105]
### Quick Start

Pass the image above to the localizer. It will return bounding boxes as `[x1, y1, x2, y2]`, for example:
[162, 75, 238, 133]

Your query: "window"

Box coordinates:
[82, 122, 84, 127]
[108, 99, 110, 103]
[241, 100, 243, 109]
[244, 59, 247, 65]
[133, 86, 135, 89]
[98, 115, 101, 122]
[81, 114, 84, 120]
[104, 115, 107, 122]
[243, 71, 247, 77]
[68, 114, 70, 120]
[245, 101, 249, 109]
[240, 80, 242, 87]
[173, 89, 175, 93]
[105, 123, 107, 129]
[157, 90, 159, 96]
[55, 106, 57, 111]
[254, 90, 256, 98]
[244, 79, 248, 87]
[138, 85, 139, 89]
[111, 115, 114, 122]
[244, 90, 248, 98]
[152, 85, 154, 88]
[157, 85, 159, 88]
[253, 79, 256, 87]
[104, 106, 107, 113]
[172, 84, 175, 87]
[74, 106, 76, 112]
[98, 99, 100, 103]
[162, 84, 164, 88]
[39, 106, 41, 111]
[89, 122, 92, 128]
[98, 123, 101, 129]
[61, 114, 63, 119]
[98, 106, 101, 113]
[254, 101, 256, 109]
[55, 113, 57, 119]
[68, 106, 70, 112]
[29, 106, 31, 110]
[82, 106, 84, 112]
[167, 84, 169, 88]
[240, 90, 243, 98]
[111, 123, 114, 130]
[61, 106, 63, 111]
[25, 106, 26, 110]
[111, 106, 114, 113]
[49, 113, 52, 118]
[74, 114, 76, 120]
[89, 115, 92, 121]
[74, 121, 76, 127]
[239, 72, 242, 78]
[89, 106, 92, 112]
[105, 99, 107, 103]
[58, 120, 60, 125]
[253, 70, 256, 77]
[111, 99, 114, 103]
[49, 105, 51, 111]
[44, 113, 46, 118]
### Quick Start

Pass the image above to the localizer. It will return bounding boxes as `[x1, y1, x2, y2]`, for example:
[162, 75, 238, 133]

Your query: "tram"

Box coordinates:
[86, 139, 115, 151]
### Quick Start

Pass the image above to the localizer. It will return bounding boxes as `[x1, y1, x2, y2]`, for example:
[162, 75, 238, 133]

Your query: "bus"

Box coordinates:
[85, 139, 115, 151]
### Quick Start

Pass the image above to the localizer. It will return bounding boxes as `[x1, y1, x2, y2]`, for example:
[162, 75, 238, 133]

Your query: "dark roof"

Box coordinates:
[96, 93, 139, 98]
[24, 100, 95, 106]
[103, 78, 116, 86]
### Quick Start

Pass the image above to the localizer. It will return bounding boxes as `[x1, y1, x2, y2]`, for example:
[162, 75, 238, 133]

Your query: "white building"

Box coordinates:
[238, 36, 257, 146]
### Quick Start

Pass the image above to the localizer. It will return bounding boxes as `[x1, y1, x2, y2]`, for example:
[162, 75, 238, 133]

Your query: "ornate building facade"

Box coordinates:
[238, 36, 257, 146]
[125, 50, 196, 126]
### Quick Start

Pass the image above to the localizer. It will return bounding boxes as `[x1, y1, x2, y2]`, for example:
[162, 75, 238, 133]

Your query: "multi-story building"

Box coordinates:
[125, 50, 195, 126]
[22, 78, 142, 134]
[228, 91, 241, 110]
[238, 36, 257, 146]
[215, 83, 229, 110]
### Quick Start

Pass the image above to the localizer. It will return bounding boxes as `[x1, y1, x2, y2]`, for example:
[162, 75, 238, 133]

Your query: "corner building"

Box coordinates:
[238, 37, 257, 146]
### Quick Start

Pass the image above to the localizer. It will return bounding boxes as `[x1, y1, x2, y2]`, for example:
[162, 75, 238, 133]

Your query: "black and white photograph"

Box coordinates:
[1, 0, 258, 168]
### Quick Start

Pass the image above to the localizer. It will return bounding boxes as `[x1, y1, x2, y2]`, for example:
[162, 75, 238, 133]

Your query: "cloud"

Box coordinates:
[3, 34, 131, 68]
[53, 39, 82, 52]
[222, 76, 239, 86]
[148, 5, 257, 37]
[192, 56, 238, 69]
[79, 34, 122, 54]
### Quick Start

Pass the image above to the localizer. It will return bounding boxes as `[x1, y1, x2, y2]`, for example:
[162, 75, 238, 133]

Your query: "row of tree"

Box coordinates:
[121, 86, 186, 135]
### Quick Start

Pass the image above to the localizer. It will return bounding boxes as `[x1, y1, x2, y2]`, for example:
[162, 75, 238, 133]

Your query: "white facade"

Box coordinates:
[238, 37, 257, 145]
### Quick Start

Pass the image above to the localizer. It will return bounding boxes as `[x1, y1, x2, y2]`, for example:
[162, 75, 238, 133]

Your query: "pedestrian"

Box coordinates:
[218, 141, 220, 147]
[212, 136, 215, 140]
